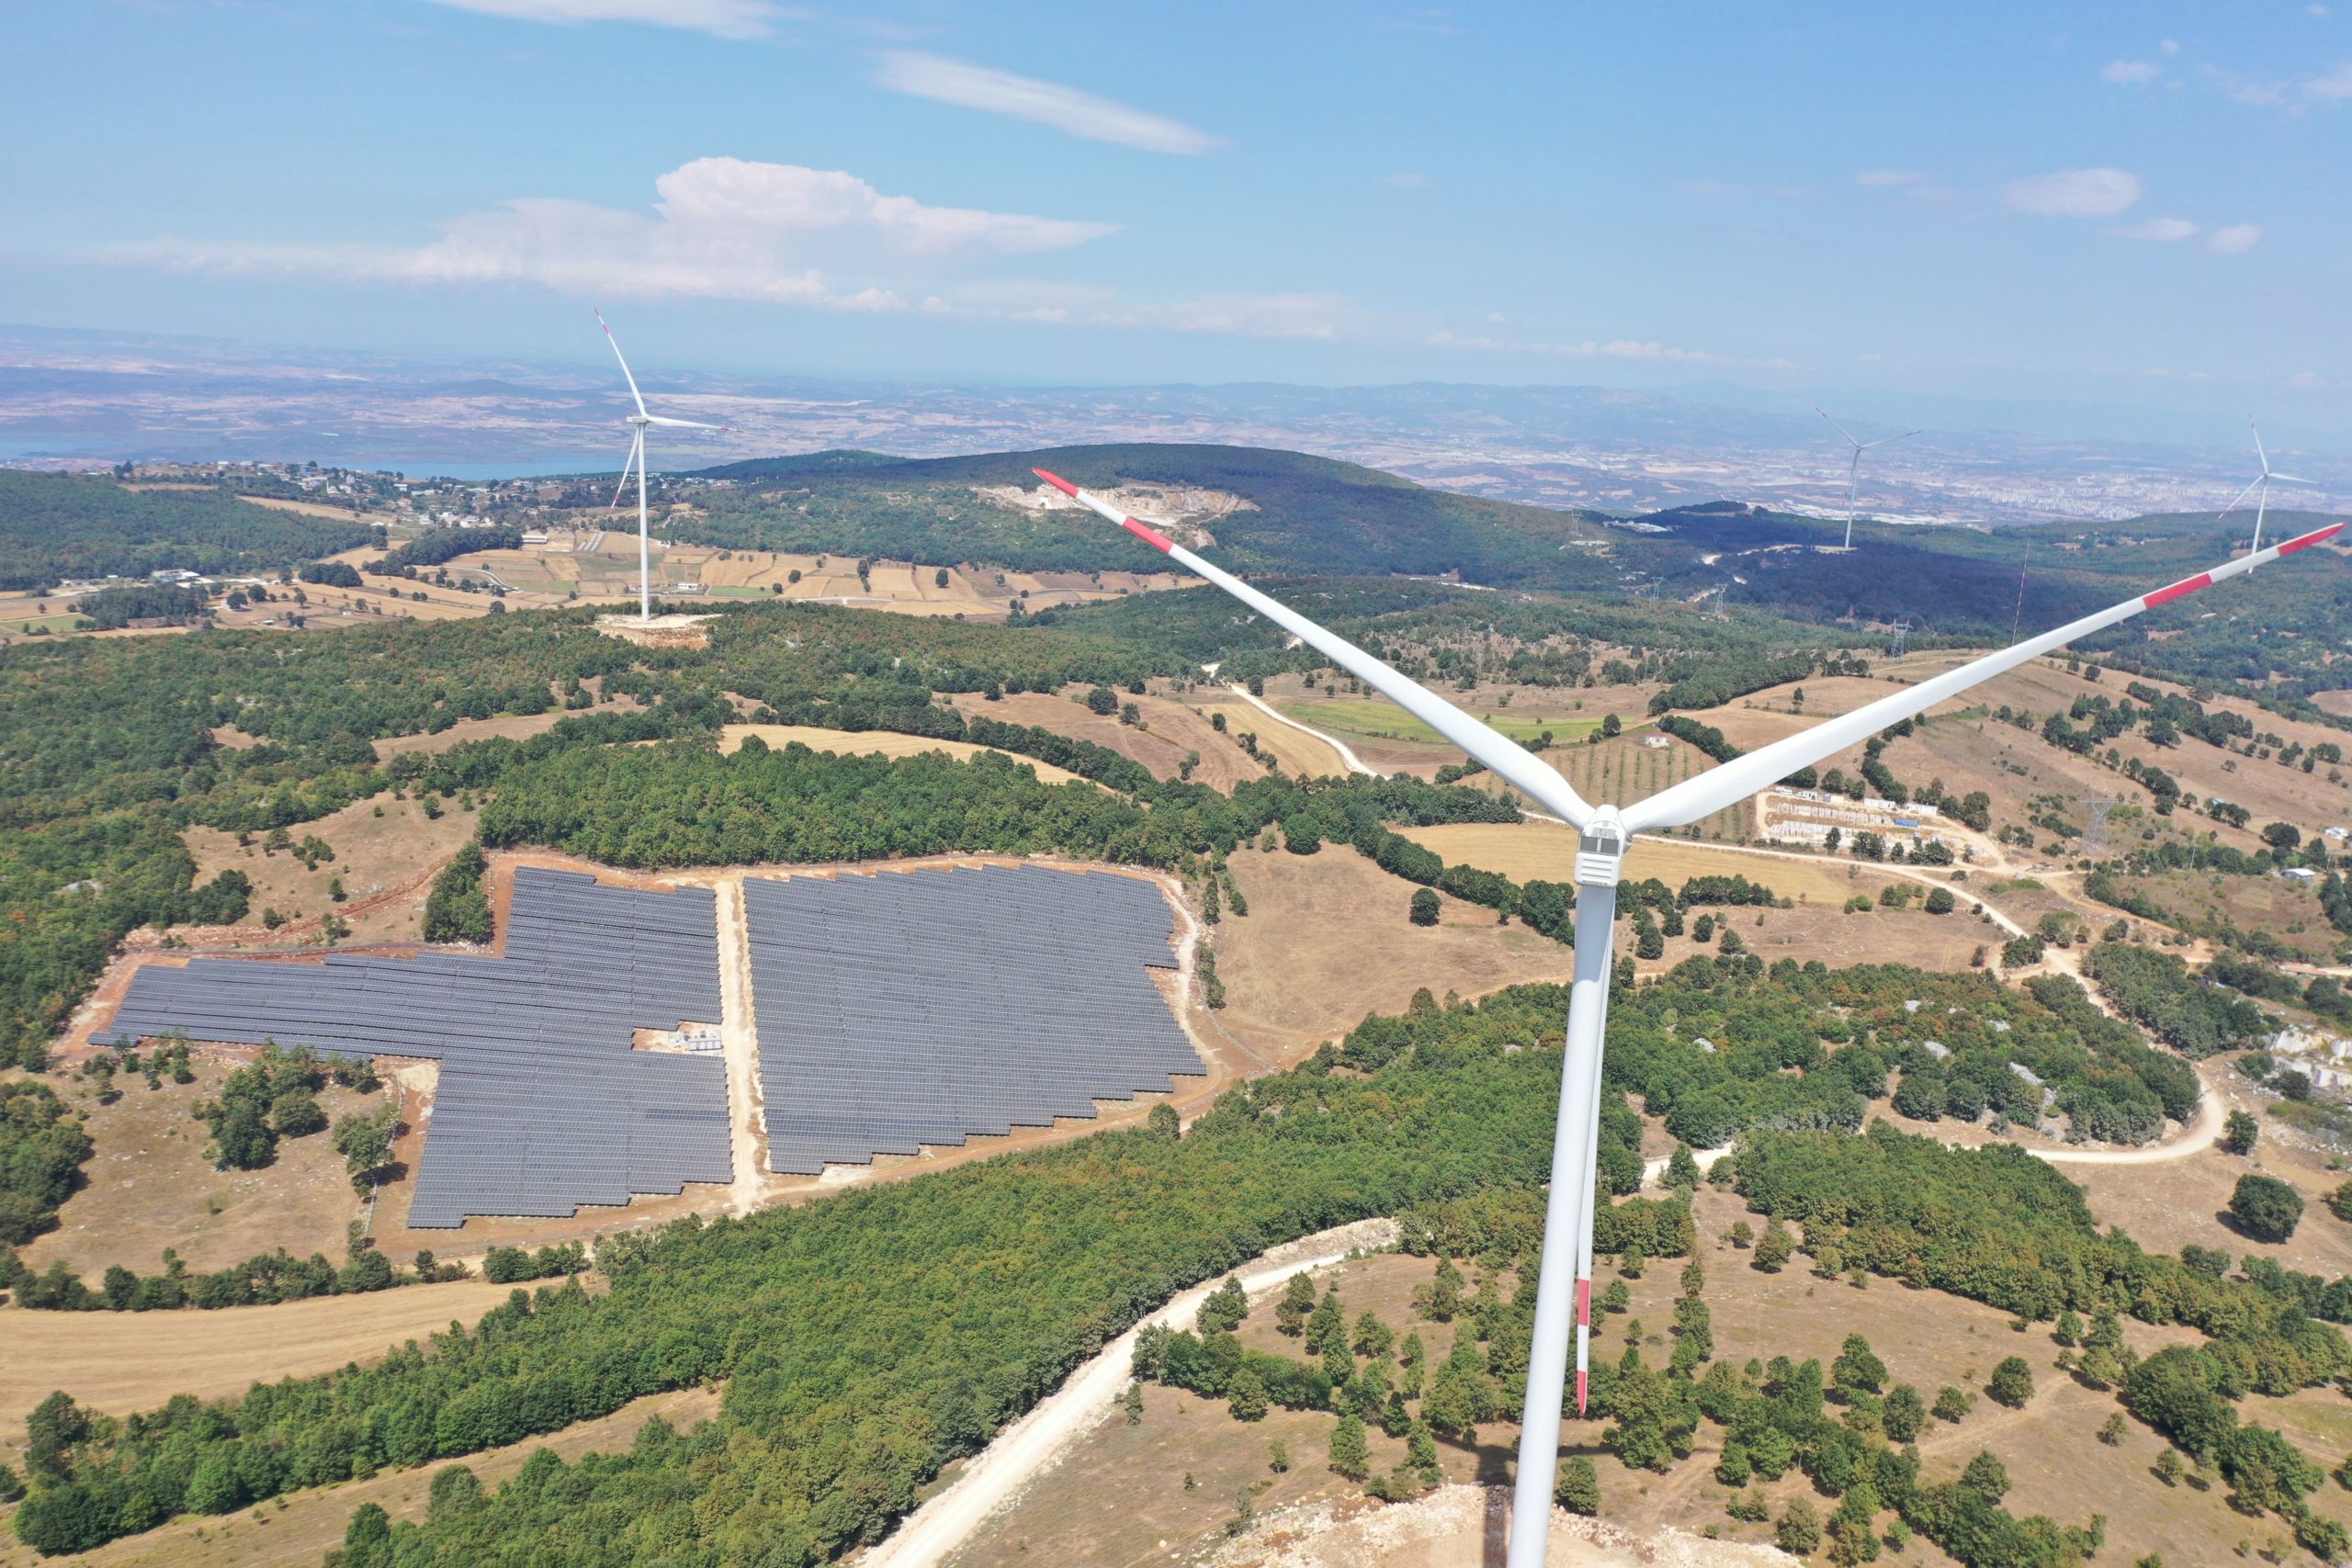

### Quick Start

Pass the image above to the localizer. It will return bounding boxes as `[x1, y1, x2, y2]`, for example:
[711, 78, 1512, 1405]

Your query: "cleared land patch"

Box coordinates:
[1275, 697, 1601, 748]
[0, 1278, 517, 1448]
[716, 723, 1096, 786]
[15, 1056, 381, 1280]
[1213, 846, 1572, 1067]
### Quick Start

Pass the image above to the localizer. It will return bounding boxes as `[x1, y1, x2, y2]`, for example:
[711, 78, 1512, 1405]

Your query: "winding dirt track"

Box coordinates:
[1227, 685, 1377, 776]
[862, 1218, 1397, 1568]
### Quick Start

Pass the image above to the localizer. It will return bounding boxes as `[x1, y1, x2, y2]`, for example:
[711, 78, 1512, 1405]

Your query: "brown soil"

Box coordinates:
[0, 1277, 517, 1451]
[17, 1055, 385, 1280]
[946, 689, 1261, 790]
[1211, 844, 1575, 1068]
[964, 1183, 2326, 1568]
[180, 791, 480, 945]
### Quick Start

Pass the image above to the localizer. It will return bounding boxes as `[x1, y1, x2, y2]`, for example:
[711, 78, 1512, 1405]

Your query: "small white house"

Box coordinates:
[2284, 866, 2321, 883]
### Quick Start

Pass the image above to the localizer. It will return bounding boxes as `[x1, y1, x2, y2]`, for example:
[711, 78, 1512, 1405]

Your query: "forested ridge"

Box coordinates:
[0, 473, 371, 590]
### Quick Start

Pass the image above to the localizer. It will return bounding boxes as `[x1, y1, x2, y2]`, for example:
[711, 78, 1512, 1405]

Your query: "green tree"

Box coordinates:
[1962, 1450, 2010, 1503]
[1986, 1357, 2034, 1409]
[1409, 888, 1441, 927]
[1555, 1454, 1600, 1516]
[1752, 1220, 1793, 1272]
[2222, 1110, 2260, 1156]
[1882, 1383, 1926, 1442]
[1227, 1367, 1270, 1422]
[1328, 1412, 1371, 1481]
[2229, 1173, 2304, 1243]
[1777, 1496, 1823, 1555]
[1932, 1385, 1973, 1424]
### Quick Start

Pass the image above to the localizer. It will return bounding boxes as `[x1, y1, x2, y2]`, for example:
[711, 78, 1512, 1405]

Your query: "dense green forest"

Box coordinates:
[0, 473, 371, 590]
[0, 1081, 93, 1246]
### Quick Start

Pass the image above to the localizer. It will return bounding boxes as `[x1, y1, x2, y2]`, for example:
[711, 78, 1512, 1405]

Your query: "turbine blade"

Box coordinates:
[1815, 407, 1862, 449]
[1621, 520, 2347, 831]
[2268, 473, 2317, 486]
[607, 435, 640, 513]
[1861, 428, 1924, 450]
[1033, 467, 1595, 828]
[643, 415, 723, 430]
[2216, 477, 2264, 519]
[594, 308, 650, 419]
[2252, 419, 2271, 475]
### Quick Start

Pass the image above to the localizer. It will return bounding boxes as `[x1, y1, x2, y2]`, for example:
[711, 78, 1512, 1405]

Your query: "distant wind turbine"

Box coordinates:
[2219, 419, 2317, 558]
[1815, 408, 1920, 550]
[595, 310, 721, 624]
[1029, 462, 2340, 1568]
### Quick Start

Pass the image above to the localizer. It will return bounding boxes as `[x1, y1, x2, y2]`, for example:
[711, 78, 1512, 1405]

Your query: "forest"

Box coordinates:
[0, 473, 371, 590]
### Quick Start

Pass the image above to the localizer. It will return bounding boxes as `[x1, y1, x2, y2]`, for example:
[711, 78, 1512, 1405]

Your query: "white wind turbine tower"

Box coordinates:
[1028, 464, 2341, 1568]
[1815, 407, 1920, 550]
[2220, 419, 2317, 558]
[595, 310, 721, 623]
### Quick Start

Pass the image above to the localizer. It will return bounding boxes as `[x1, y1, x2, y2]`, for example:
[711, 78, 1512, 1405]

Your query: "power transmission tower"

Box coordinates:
[1889, 618, 1911, 659]
[2082, 795, 2120, 855]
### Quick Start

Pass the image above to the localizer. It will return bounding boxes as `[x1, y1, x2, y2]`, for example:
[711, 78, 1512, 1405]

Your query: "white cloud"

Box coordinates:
[2208, 222, 2265, 254]
[1378, 172, 1433, 189]
[2003, 167, 2143, 217]
[420, 0, 787, 39]
[112, 158, 1115, 310]
[2309, 62, 2352, 99]
[2163, 38, 2182, 53]
[2289, 370, 2328, 389]
[2102, 59, 2161, 84]
[2112, 217, 2200, 242]
[873, 51, 1221, 153]
[1853, 169, 1922, 186]
[1426, 330, 1782, 367]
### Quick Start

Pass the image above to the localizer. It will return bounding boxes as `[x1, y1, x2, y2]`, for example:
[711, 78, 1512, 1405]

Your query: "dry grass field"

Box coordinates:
[1402, 823, 1871, 908]
[963, 1182, 2340, 1568]
[714, 723, 1096, 785]
[181, 790, 480, 945]
[0, 1388, 718, 1568]
[466, 542, 1186, 621]
[16, 1057, 383, 1280]
[944, 689, 1262, 790]
[1194, 699, 1356, 779]
[1213, 846, 1575, 1068]
[0, 1277, 518, 1450]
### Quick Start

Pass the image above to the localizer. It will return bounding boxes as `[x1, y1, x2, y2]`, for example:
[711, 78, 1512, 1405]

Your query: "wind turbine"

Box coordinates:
[1815, 408, 1921, 551]
[595, 310, 720, 624]
[1029, 464, 2340, 1568]
[2220, 419, 2317, 557]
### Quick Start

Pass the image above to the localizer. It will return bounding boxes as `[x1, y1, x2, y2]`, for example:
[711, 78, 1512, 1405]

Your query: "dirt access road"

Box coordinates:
[865, 1218, 1397, 1568]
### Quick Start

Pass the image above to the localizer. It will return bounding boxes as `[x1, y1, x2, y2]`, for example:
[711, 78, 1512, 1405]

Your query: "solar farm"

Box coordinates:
[745, 864, 1200, 1175]
[99, 869, 732, 1227]
[94, 859, 1202, 1228]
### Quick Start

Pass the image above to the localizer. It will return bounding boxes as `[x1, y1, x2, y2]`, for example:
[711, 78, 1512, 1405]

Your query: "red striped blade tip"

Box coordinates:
[1031, 468, 1080, 498]
[2279, 522, 2347, 556]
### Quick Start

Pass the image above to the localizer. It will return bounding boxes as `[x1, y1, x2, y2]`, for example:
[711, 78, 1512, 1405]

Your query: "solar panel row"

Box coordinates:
[744, 864, 1202, 1175]
[97, 869, 730, 1227]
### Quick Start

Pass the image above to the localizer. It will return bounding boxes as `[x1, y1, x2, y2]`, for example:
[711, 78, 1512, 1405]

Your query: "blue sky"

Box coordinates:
[8, 1, 2348, 434]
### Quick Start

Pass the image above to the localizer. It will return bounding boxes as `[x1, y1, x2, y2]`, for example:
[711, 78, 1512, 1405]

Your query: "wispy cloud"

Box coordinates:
[2003, 167, 2142, 217]
[1378, 172, 1433, 189]
[1853, 169, 1923, 187]
[110, 159, 1115, 310]
[2101, 59, 2161, 84]
[1426, 330, 1789, 368]
[2309, 62, 2352, 99]
[2112, 217, 2199, 242]
[873, 51, 1222, 153]
[2208, 222, 2265, 254]
[419, 0, 790, 39]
